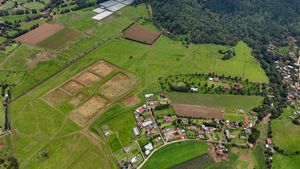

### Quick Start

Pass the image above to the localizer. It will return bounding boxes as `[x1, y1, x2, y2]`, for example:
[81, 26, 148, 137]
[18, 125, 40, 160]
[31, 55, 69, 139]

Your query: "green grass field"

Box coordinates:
[273, 153, 300, 169]
[142, 141, 208, 169]
[271, 108, 300, 153]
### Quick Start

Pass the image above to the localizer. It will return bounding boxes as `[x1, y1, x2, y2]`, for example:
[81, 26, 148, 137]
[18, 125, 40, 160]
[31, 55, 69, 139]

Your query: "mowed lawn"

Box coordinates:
[271, 108, 300, 153]
[142, 141, 208, 169]
[273, 153, 300, 169]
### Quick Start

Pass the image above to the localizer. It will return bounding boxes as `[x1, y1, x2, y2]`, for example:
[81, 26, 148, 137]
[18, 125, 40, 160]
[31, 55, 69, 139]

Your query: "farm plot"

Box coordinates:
[90, 61, 115, 77]
[123, 25, 161, 45]
[15, 23, 64, 45]
[75, 71, 102, 86]
[172, 104, 224, 120]
[100, 73, 137, 100]
[41, 60, 137, 127]
[70, 95, 109, 126]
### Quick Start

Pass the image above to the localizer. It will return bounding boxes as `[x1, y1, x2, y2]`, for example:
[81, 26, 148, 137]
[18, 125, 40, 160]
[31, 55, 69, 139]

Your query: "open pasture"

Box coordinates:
[15, 23, 64, 45]
[172, 104, 224, 120]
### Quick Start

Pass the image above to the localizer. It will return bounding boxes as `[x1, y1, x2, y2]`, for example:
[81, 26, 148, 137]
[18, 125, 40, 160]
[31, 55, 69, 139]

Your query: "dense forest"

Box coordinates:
[136, 0, 300, 118]
[146, 0, 300, 46]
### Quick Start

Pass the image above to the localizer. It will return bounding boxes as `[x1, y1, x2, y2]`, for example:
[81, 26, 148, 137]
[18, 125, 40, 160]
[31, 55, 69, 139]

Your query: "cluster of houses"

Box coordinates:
[275, 59, 300, 102]
[264, 138, 275, 164]
[272, 37, 300, 105]
[133, 97, 164, 156]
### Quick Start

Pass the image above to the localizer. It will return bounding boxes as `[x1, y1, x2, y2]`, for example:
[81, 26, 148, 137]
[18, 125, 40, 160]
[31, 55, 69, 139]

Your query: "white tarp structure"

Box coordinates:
[100, 0, 118, 8]
[114, 0, 125, 2]
[122, 0, 135, 5]
[92, 0, 135, 21]
[106, 3, 126, 12]
[93, 8, 106, 13]
[92, 10, 113, 20]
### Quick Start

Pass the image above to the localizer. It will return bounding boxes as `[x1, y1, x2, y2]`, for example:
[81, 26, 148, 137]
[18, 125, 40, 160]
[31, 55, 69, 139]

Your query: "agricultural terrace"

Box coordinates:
[167, 92, 264, 121]
[271, 107, 300, 153]
[142, 141, 209, 169]
[6, 3, 270, 169]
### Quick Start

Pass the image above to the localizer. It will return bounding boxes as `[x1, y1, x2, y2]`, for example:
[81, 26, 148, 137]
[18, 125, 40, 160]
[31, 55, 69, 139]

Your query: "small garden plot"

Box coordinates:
[69, 95, 108, 126]
[68, 93, 89, 107]
[123, 25, 161, 45]
[15, 23, 64, 45]
[100, 73, 136, 100]
[74, 71, 102, 86]
[61, 80, 85, 95]
[42, 88, 71, 107]
[90, 61, 115, 77]
[172, 104, 224, 120]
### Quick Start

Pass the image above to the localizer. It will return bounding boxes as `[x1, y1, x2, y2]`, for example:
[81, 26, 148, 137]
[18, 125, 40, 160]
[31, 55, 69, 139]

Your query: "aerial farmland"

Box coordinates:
[0, 0, 298, 169]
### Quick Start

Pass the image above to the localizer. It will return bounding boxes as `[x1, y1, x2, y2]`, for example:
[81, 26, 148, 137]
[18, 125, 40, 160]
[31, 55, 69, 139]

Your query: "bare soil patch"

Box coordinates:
[26, 52, 50, 69]
[15, 23, 64, 45]
[61, 80, 84, 95]
[100, 73, 135, 100]
[123, 25, 161, 45]
[69, 95, 108, 126]
[42, 88, 71, 107]
[90, 61, 115, 77]
[68, 93, 88, 107]
[75, 71, 102, 86]
[122, 95, 140, 107]
[172, 104, 224, 120]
